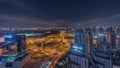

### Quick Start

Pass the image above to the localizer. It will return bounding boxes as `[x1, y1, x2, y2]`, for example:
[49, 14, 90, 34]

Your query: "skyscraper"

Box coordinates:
[66, 28, 89, 68]
[0, 35, 30, 68]
[15, 35, 26, 52]
[110, 32, 116, 48]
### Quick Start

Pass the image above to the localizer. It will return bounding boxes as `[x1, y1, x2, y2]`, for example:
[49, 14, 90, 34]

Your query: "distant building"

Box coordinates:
[116, 35, 120, 47]
[85, 28, 94, 55]
[0, 36, 4, 43]
[110, 33, 116, 48]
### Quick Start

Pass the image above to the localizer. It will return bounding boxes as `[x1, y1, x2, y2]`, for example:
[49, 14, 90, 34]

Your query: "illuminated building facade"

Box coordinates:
[0, 35, 30, 68]
[92, 27, 113, 68]
[93, 52, 112, 68]
[85, 28, 94, 55]
[15, 35, 26, 52]
[110, 33, 116, 48]
[4, 34, 16, 42]
[116, 35, 120, 47]
[65, 27, 120, 68]
[0, 36, 4, 43]
[66, 28, 89, 68]
[112, 53, 120, 68]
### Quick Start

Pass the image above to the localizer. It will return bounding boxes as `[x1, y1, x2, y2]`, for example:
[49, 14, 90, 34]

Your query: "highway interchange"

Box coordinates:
[23, 31, 74, 68]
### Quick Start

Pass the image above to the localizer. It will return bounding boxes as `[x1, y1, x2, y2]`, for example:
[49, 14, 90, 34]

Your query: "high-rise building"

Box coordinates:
[0, 35, 30, 68]
[98, 27, 104, 34]
[0, 36, 4, 43]
[110, 32, 116, 48]
[66, 28, 89, 68]
[116, 27, 120, 34]
[105, 32, 111, 44]
[15, 35, 26, 52]
[85, 28, 94, 55]
[92, 28, 113, 68]
[116, 35, 120, 47]
[93, 51, 112, 68]
[112, 51, 120, 68]
[63, 26, 120, 68]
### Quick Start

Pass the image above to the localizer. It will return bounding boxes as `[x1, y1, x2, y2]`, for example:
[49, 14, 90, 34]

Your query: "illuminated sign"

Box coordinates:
[4, 35, 13, 38]
[4, 35, 15, 42]
[98, 34, 104, 37]
[93, 36, 98, 38]
[26, 34, 33, 37]
[72, 45, 83, 50]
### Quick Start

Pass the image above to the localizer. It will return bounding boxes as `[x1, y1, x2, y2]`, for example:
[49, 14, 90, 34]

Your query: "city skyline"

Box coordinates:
[0, 0, 120, 27]
[0, 26, 120, 68]
[1, 1, 120, 67]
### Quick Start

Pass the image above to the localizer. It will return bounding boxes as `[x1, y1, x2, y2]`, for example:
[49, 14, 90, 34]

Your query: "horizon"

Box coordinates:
[0, 0, 120, 27]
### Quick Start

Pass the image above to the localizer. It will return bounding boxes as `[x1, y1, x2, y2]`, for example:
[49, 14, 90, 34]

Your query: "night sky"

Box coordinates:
[0, 0, 120, 27]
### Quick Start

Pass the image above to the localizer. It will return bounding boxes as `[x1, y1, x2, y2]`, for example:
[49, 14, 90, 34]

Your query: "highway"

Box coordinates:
[24, 31, 74, 68]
